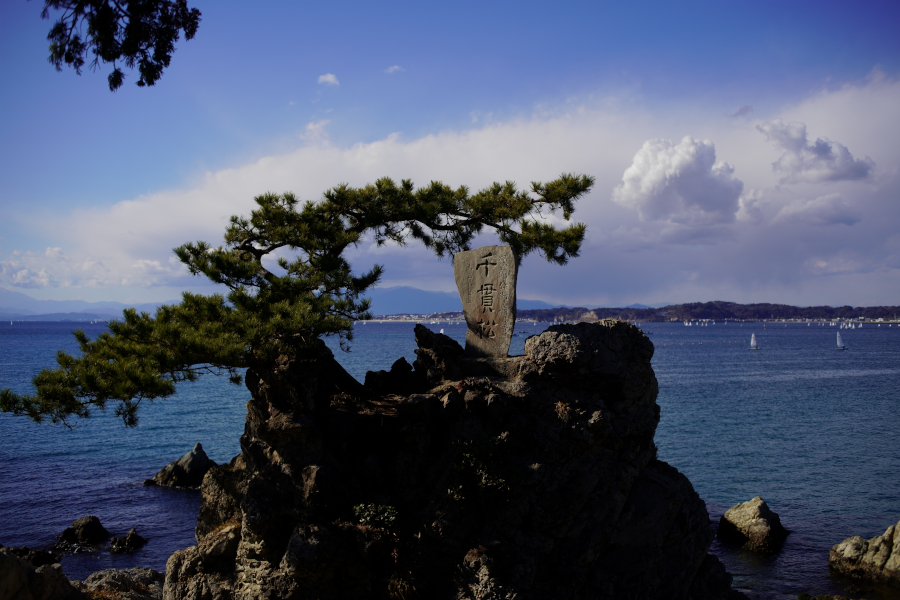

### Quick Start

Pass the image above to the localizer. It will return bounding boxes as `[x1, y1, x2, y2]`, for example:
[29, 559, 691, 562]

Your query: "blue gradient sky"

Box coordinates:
[2, 1, 899, 306]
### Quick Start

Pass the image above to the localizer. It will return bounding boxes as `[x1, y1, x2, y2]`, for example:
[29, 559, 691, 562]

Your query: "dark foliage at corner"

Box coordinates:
[41, 0, 201, 90]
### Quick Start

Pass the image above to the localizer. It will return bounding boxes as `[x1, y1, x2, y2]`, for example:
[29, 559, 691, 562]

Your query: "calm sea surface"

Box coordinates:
[1, 319, 899, 598]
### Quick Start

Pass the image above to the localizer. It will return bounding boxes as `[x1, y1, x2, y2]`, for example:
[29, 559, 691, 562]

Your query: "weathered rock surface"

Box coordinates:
[145, 442, 217, 488]
[454, 244, 517, 357]
[54, 515, 109, 551]
[0, 547, 81, 600]
[717, 496, 789, 552]
[73, 567, 164, 599]
[0, 545, 61, 568]
[111, 528, 149, 553]
[164, 320, 745, 599]
[829, 519, 900, 588]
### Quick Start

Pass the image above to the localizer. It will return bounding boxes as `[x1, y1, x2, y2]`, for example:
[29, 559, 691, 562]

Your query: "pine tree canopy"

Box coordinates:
[0, 174, 594, 427]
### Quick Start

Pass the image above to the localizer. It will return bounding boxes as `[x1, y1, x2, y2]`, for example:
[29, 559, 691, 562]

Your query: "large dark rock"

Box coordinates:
[164, 321, 745, 599]
[0, 547, 81, 599]
[145, 442, 217, 488]
[111, 528, 149, 553]
[73, 567, 164, 599]
[54, 515, 109, 550]
[717, 496, 789, 552]
[829, 519, 900, 588]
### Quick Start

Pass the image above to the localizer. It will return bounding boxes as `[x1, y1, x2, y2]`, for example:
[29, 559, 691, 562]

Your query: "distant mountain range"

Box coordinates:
[0, 285, 683, 321]
[1, 286, 579, 321]
[0, 288, 169, 320]
[3, 287, 895, 322]
[363, 286, 573, 315]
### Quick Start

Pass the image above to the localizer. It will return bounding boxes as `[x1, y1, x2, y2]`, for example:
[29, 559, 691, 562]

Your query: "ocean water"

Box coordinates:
[1, 319, 899, 599]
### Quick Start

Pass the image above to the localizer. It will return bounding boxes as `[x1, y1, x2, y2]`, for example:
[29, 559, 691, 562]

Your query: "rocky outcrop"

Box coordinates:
[717, 496, 789, 552]
[0, 545, 61, 568]
[0, 547, 81, 600]
[164, 320, 745, 599]
[111, 528, 149, 553]
[54, 515, 109, 551]
[829, 519, 900, 588]
[145, 443, 217, 488]
[73, 567, 164, 599]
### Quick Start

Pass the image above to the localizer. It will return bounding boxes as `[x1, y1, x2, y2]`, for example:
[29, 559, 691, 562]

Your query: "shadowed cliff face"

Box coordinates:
[164, 320, 745, 600]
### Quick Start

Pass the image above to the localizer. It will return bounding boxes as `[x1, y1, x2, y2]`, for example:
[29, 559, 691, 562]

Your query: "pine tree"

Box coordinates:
[41, 0, 201, 91]
[0, 174, 593, 427]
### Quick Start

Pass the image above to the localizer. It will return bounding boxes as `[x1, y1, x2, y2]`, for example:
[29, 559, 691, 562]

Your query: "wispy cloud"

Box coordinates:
[384, 65, 405, 74]
[299, 120, 331, 143]
[757, 119, 874, 183]
[318, 73, 339, 86]
[775, 193, 862, 226]
[732, 105, 753, 118]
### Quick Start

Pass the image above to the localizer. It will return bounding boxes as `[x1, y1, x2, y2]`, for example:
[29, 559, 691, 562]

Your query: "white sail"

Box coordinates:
[837, 332, 846, 350]
[750, 333, 758, 350]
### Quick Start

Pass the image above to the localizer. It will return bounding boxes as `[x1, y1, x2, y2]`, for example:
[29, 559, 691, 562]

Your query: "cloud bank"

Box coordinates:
[2, 76, 899, 306]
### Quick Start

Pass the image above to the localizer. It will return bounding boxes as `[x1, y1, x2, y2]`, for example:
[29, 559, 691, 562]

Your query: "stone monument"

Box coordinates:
[453, 244, 517, 356]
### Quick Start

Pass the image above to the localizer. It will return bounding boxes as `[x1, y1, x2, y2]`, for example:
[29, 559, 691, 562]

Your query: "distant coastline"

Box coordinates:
[366, 300, 900, 324]
[5, 300, 900, 324]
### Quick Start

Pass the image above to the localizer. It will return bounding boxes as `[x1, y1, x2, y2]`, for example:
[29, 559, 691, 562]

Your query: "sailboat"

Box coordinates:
[749, 333, 759, 350]
[836, 332, 847, 351]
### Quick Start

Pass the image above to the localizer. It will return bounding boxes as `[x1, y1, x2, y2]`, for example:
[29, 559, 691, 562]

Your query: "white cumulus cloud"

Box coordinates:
[775, 193, 862, 227]
[612, 136, 744, 226]
[317, 73, 339, 86]
[757, 119, 874, 184]
[384, 65, 405, 74]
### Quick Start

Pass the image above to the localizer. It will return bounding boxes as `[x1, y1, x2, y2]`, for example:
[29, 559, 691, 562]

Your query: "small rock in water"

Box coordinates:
[829, 518, 900, 588]
[54, 515, 110, 550]
[717, 496, 789, 552]
[0, 543, 61, 567]
[144, 442, 217, 488]
[110, 528, 149, 553]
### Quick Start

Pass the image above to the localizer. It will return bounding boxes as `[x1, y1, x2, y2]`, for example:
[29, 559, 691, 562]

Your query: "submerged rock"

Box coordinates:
[0, 547, 81, 599]
[73, 567, 164, 600]
[717, 496, 789, 552]
[164, 321, 746, 599]
[54, 515, 110, 550]
[829, 519, 900, 588]
[111, 528, 149, 553]
[145, 442, 217, 488]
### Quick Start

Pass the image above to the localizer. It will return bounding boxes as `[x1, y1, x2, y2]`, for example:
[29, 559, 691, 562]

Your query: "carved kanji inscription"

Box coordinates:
[454, 245, 517, 357]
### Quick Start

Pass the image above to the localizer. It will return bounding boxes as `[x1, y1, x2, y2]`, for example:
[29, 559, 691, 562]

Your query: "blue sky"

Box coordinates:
[2, 0, 899, 306]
